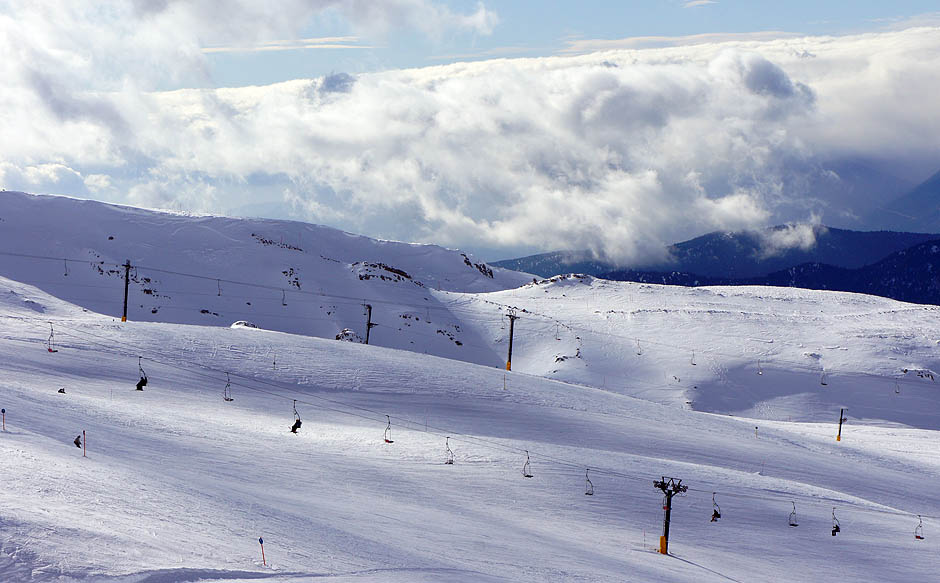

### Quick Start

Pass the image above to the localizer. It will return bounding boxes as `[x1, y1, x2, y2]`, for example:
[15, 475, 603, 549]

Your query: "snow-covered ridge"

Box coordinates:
[0, 190, 532, 366]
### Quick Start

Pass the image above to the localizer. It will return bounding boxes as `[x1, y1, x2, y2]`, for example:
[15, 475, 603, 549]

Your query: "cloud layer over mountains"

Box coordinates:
[1, 1, 939, 261]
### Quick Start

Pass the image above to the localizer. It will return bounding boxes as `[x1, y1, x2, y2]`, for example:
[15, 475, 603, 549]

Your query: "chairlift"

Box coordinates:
[636, 338, 642, 356]
[915, 515, 925, 540]
[217, 279, 222, 296]
[290, 400, 302, 433]
[690, 350, 697, 366]
[788, 502, 799, 527]
[711, 492, 721, 522]
[136, 356, 148, 390]
[757, 359, 763, 375]
[63, 259, 69, 277]
[384, 415, 394, 444]
[47, 324, 58, 353]
[895, 381, 901, 395]
[223, 373, 234, 401]
[585, 468, 594, 496]
[831, 507, 841, 536]
[281, 290, 287, 306]
[522, 450, 533, 478]
[820, 370, 828, 386]
[444, 437, 454, 464]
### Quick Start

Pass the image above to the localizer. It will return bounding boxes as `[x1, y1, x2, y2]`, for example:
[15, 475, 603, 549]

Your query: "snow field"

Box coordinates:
[1, 278, 939, 581]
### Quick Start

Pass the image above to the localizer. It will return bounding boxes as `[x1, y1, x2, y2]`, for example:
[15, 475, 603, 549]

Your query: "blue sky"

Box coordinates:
[204, 1, 940, 88]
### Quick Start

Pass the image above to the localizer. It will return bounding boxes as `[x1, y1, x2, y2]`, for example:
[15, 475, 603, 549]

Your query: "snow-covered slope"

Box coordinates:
[0, 190, 531, 366]
[1, 277, 939, 582]
[2, 191, 939, 428]
[2, 193, 940, 581]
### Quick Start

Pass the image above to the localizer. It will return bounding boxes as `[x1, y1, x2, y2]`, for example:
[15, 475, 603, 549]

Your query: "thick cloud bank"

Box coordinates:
[1, 5, 939, 261]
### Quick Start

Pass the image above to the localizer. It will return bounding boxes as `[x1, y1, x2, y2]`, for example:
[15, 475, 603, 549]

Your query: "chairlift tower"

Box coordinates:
[654, 476, 687, 554]
[505, 309, 519, 371]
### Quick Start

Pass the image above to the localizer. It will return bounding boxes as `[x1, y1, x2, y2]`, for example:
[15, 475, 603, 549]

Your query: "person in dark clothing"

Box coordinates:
[290, 419, 302, 433]
[136, 376, 147, 391]
[74, 435, 82, 448]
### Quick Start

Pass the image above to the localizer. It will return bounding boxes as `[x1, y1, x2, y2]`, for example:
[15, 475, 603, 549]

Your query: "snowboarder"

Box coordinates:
[290, 418, 302, 433]
[57, 388, 66, 394]
[73, 434, 82, 448]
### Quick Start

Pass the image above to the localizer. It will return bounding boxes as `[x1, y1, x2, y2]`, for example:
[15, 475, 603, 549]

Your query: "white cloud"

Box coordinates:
[684, 1, 717, 7]
[560, 31, 797, 54]
[758, 220, 826, 258]
[0, 9, 938, 262]
[202, 36, 372, 53]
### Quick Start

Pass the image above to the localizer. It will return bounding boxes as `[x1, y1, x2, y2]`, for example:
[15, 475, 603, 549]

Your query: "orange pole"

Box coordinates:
[259, 537, 266, 566]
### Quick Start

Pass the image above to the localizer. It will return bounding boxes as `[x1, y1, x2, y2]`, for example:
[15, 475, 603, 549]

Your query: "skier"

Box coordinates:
[290, 418, 302, 434]
[57, 388, 66, 394]
[73, 434, 82, 448]
[136, 375, 147, 391]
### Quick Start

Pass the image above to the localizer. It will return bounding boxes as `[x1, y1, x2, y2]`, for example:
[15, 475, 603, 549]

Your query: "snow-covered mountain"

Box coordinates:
[0, 190, 532, 366]
[1, 191, 940, 582]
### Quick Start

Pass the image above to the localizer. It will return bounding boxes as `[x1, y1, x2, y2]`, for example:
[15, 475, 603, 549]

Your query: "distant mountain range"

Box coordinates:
[494, 226, 938, 278]
[494, 225, 940, 305]
[598, 237, 940, 305]
[493, 164, 940, 305]
[872, 169, 940, 233]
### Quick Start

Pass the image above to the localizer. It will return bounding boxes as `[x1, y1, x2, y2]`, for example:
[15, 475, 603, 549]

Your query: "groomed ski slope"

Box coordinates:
[1, 276, 939, 582]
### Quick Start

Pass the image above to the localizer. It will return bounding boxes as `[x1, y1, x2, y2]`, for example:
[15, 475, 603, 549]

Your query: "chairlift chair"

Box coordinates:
[915, 515, 925, 540]
[384, 415, 394, 444]
[136, 356, 148, 390]
[757, 359, 763, 375]
[690, 350, 697, 366]
[788, 502, 799, 527]
[895, 381, 901, 395]
[522, 450, 533, 478]
[831, 508, 841, 536]
[290, 400, 302, 433]
[635, 338, 642, 356]
[223, 373, 234, 402]
[47, 324, 58, 353]
[444, 437, 454, 464]
[820, 371, 828, 386]
[711, 493, 721, 522]
[585, 468, 594, 496]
